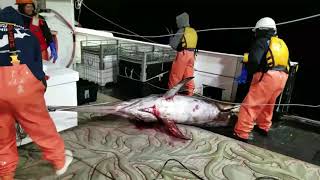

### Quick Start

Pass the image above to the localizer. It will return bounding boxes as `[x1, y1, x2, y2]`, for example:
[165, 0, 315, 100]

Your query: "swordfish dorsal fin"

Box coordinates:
[163, 77, 194, 99]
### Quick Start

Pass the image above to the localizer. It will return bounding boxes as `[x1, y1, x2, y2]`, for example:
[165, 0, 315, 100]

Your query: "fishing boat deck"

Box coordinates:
[15, 85, 320, 179]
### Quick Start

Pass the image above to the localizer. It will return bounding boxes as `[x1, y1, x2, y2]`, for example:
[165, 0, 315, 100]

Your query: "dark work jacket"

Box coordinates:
[22, 14, 53, 46]
[246, 30, 275, 79]
[0, 7, 45, 81]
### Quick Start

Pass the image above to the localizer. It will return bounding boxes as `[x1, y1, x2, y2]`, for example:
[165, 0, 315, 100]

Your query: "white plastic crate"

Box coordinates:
[81, 40, 118, 70]
[119, 43, 175, 63]
[104, 55, 117, 68]
[118, 43, 175, 82]
[78, 40, 119, 86]
[82, 52, 100, 69]
[81, 52, 118, 70]
[76, 63, 117, 86]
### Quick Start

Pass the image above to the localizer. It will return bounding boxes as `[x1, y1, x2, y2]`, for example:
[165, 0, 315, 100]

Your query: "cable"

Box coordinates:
[46, 75, 319, 110]
[153, 159, 205, 180]
[44, 8, 76, 68]
[18, 147, 115, 180]
[73, 155, 114, 180]
[107, 26, 255, 38]
[77, 3, 82, 25]
[89, 156, 114, 180]
[276, 14, 320, 26]
[48, 101, 114, 111]
[139, 75, 320, 108]
[81, 3, 156, 43]
[195, 92, 320, 108]
[78, 5, 320, 39]
[18, 142, 285, 180]
[255, 177, 279, 180]
[76, 4, 320, 108]
[18, 10, 76, 68]
[20, 147, 204, 180]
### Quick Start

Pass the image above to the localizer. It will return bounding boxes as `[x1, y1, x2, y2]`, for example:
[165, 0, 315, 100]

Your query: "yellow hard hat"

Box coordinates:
[16, 0, 33, 4]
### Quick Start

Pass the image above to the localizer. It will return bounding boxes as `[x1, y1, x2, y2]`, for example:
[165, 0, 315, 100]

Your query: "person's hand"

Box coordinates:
[49, 42, 58, 63]
[236, 66, 248, 84]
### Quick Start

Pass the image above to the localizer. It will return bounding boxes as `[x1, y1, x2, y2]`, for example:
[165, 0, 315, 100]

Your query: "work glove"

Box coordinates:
[236, 65, 248, 84]
[49, 41, 58, 63]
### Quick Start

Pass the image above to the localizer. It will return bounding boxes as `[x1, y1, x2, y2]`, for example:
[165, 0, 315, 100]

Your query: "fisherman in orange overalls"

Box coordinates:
[234, 17, 289, 142]
[168, 12, 198, 96]
[0, 7, 71, 180]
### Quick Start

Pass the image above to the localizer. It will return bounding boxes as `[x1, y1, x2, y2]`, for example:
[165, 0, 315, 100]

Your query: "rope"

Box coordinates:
[153, 159, 205, 180]
[81, 3, 157, 43]
[79, 4, 320, 38]
[19, 2, 316, 109]
[48, 101, 120, 111]
[141, 78, 320, 108]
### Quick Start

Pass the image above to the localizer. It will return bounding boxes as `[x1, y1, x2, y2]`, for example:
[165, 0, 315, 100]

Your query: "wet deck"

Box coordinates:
[15, 116, 320, 180]
[15, 84, 320, 179]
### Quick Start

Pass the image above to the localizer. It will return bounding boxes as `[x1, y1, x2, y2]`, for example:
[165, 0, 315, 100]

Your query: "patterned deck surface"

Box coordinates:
[15, 115, 320, 180]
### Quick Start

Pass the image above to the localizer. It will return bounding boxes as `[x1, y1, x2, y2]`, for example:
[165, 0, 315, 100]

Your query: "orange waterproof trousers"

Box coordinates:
[168, 50, 195, 96]
[0, 64, 65, 179]
[234, 71, 288, 139]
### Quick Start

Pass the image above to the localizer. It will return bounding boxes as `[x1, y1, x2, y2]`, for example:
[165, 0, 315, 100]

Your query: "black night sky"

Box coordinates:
[76, 1, 320, 119]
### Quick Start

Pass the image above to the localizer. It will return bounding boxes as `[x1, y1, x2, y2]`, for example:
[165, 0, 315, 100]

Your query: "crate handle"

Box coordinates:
[125, 67, 128, 77]
[87, 58, 94, 66]
[124, 66, 134, 79]
[130, 69, 134, 78]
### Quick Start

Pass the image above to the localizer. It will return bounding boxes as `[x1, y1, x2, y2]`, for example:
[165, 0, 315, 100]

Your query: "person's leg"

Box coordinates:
[10, 65, 71, 174]
[256, 71, 289, 132]
[183, 51, 195, 96]
[255, 92, 279, 132]
[0, 106, 18, 180]
[234, 72, 277, 140]
[0, 67, 20, 179]
[168, 51, 190, 89]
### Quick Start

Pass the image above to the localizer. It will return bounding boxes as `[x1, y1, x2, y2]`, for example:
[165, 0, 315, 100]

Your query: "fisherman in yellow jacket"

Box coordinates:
[168, 12, 198, 96]
[234, 17, 290, 142]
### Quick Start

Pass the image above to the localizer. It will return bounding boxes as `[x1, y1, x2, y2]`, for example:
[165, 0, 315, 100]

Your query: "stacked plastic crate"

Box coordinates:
[77, 40, 119, 86]
[118, 43, 176, 82]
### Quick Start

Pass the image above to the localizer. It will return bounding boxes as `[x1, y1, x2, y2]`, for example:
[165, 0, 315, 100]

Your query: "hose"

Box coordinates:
[19, 9, 76, 68]
[41, 8, 76, 68]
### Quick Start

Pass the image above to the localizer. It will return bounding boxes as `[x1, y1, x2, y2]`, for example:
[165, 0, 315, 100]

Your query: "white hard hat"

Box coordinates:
[253, 17, 276, 32]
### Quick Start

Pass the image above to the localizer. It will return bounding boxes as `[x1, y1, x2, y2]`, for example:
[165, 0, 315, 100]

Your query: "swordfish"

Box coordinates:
[49, 77, 239, 139]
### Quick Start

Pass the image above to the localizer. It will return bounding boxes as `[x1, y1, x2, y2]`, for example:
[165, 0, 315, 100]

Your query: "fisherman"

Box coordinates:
[234, 17, 290, 142]
[168, 12, 198, 96]
[16, 0, 58, 63]
[0, 7, 72, 180]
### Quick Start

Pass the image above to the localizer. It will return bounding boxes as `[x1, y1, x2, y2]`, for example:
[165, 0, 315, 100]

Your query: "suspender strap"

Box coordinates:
[7, 25, 16, 53]
[7, 24, 20, 65]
